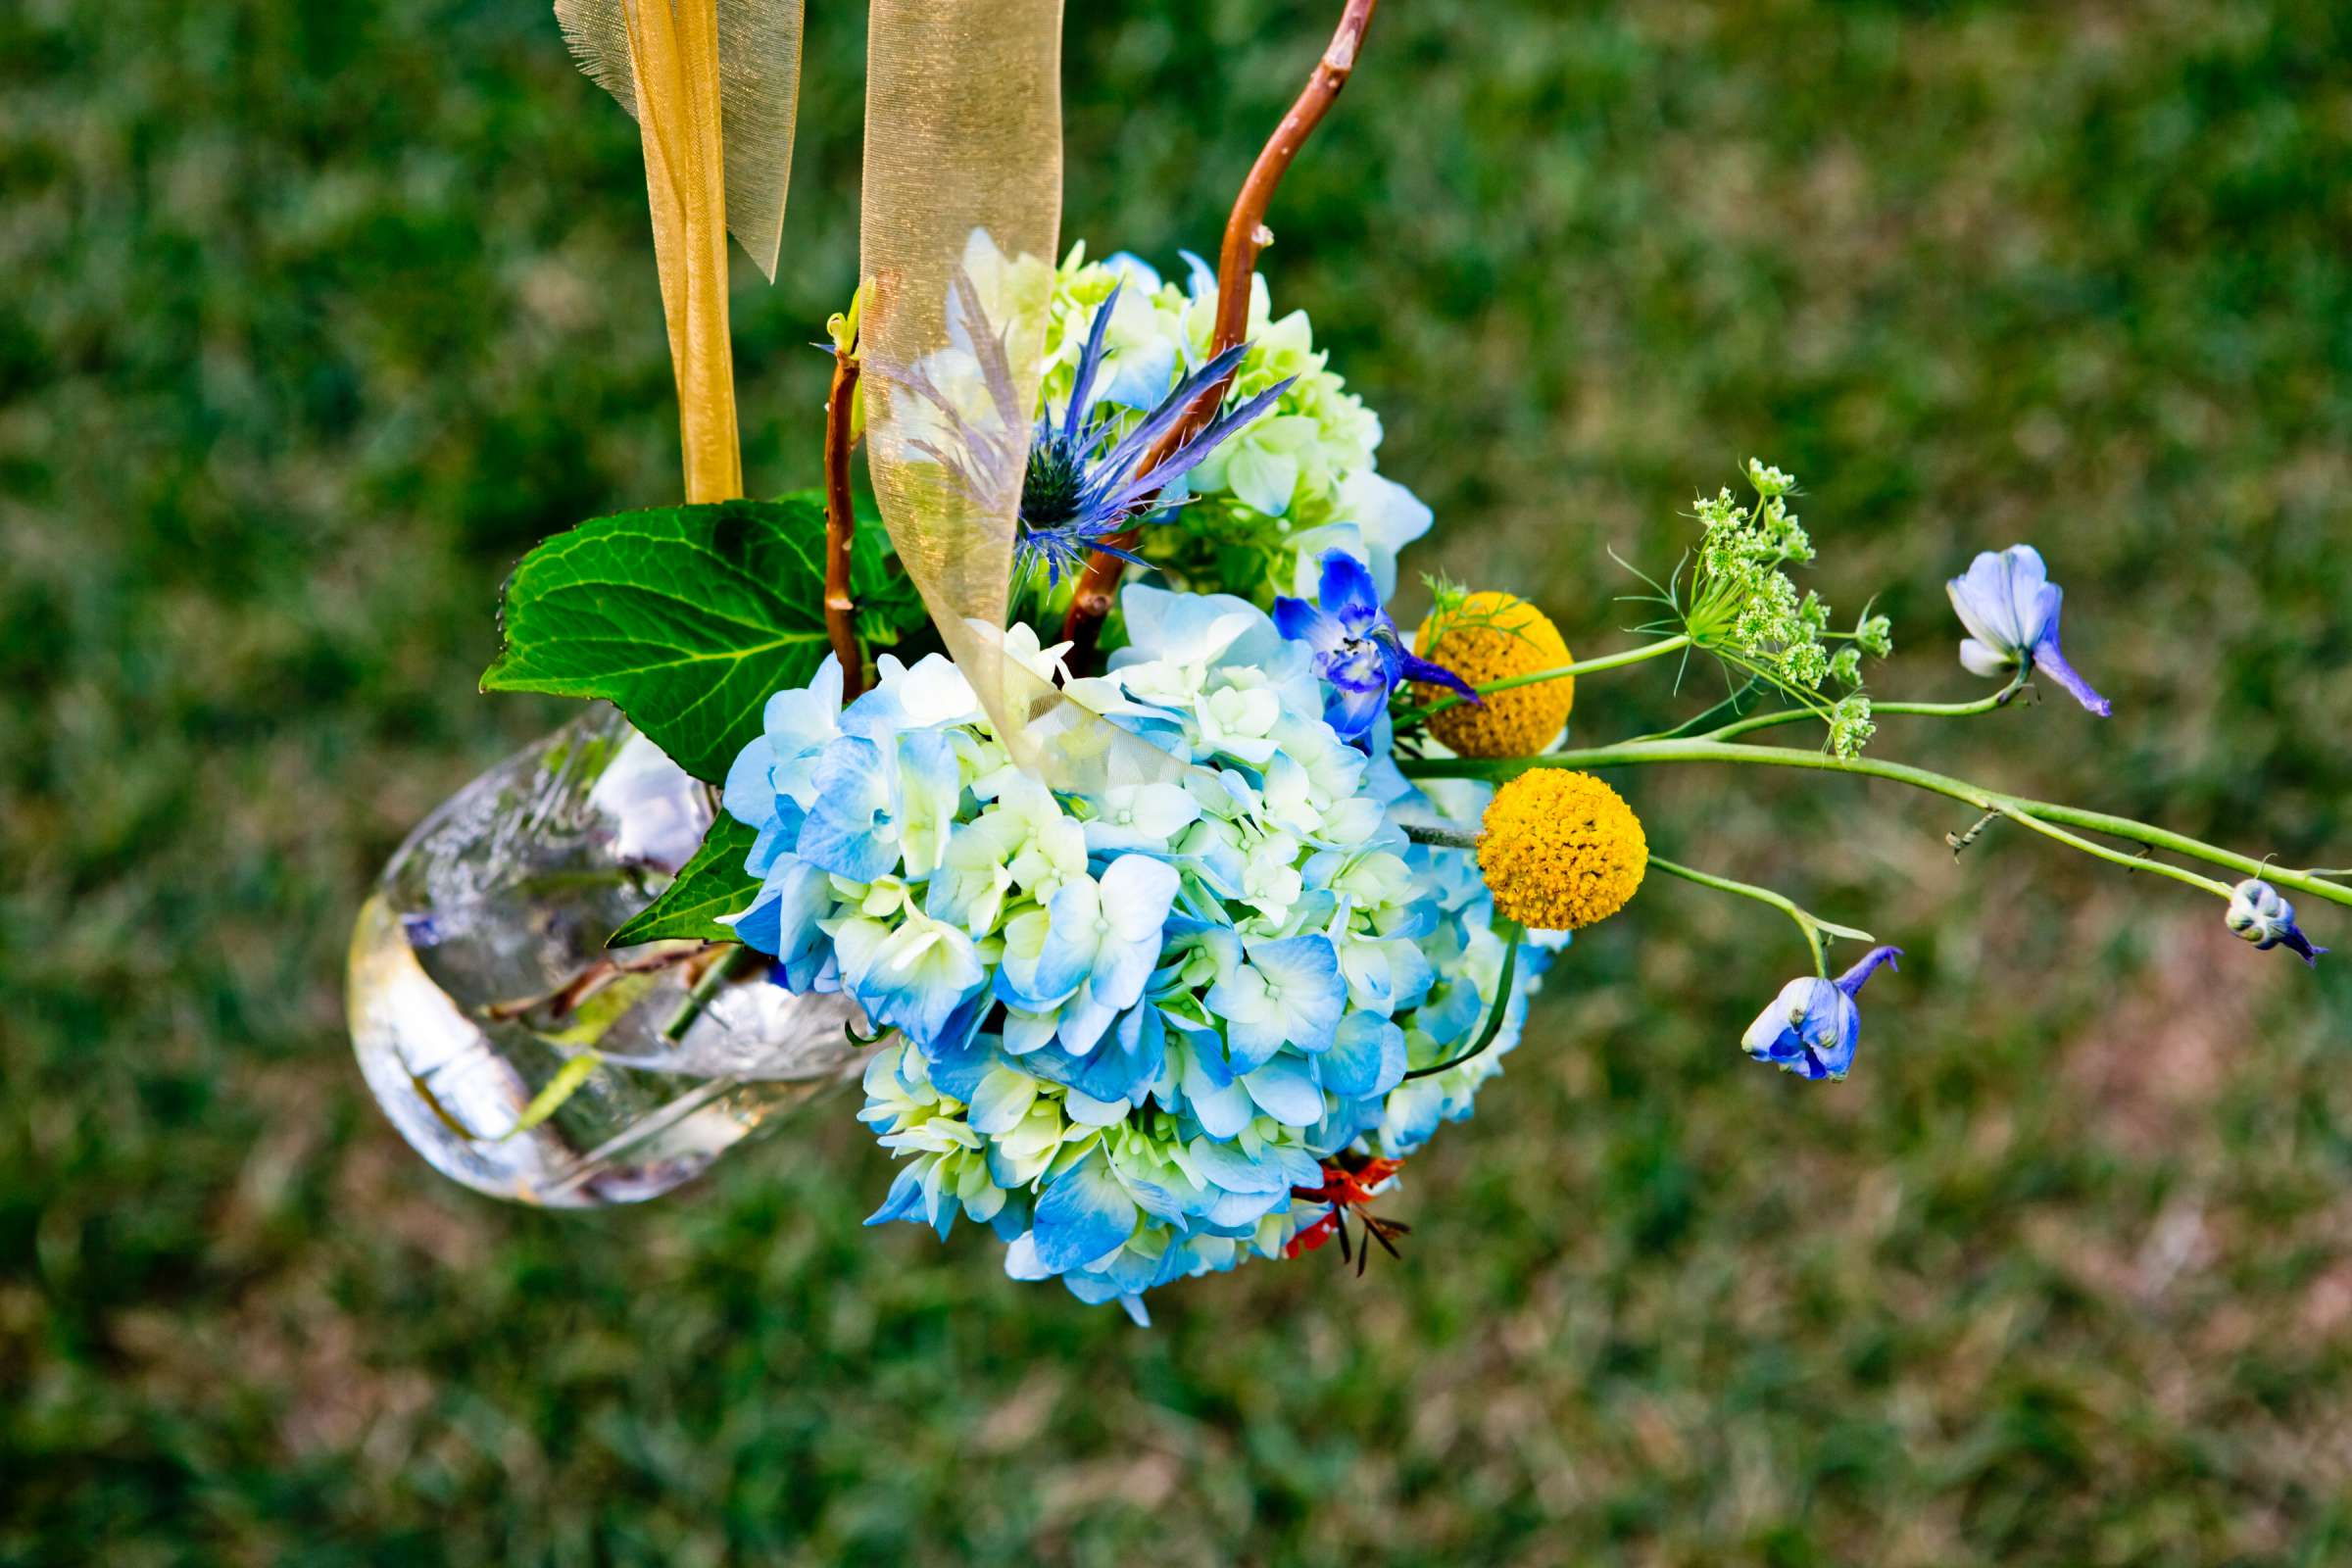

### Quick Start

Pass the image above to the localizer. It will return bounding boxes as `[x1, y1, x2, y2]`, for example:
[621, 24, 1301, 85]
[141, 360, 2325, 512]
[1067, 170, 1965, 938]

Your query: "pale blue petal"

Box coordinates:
[1241, 1056, 1326, 1127]
[1217, 1007, 1289, 1074]
[721, 735, 777, 828]
[1031, 1152, 1139, 1274]
[863, 1163, 926, 1227]
[1203, 1188, 1290, 1228]
[1322, 1011, 1406, 1099]
[744, 802, 805, 878]
[1055, 984, 1120, 1059]
[1062, 1088, 1133, 1128]
[1028, 880, 1106, 1003]
[1271, 1146, 1324, 1191]
[1099, 854, 1180, 944]
[1003, 1230, 1053, 1281]
[1189, 1138, 1289, 1196]
[795, 737, 899, 881]
[1182, 1052, 1256, 1140]
[1001, 1006, 1059, 1055]
[968, 1067, 1040, 1136]
[1250, 933, 1346, 1054]
[1228, 444, 1298, 516]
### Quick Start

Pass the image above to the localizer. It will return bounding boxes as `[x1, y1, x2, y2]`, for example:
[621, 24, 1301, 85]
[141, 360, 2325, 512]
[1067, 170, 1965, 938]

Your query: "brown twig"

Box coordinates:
[823, 337, 866, 699]
[482, 942, 708, 1023]
[1059, 0, 1379, 667]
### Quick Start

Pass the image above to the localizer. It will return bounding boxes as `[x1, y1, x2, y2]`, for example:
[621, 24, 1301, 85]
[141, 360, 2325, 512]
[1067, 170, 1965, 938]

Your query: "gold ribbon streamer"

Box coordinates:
[859, 0, 1182, 788]
[560, 0, 808, 503]
[622, 0, 741, 503]
[555, 0, 805, 283]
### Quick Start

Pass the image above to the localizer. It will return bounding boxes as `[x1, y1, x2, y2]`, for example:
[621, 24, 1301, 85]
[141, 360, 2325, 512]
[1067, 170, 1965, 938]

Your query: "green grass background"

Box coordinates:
[7, 1, 2352, 1561]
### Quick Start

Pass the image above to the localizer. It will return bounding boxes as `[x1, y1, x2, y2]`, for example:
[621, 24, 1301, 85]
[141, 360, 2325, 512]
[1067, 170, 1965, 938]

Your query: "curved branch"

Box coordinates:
[1403, 739, 2348, 908]
[1060, 0, 1381, 667]
[823, 341, 865, 699]
[1648, 855, 1876, 979]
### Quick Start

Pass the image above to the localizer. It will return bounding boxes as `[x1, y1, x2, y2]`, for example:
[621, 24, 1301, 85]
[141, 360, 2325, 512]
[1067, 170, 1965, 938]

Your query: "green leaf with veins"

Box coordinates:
[608, 815, 762, 948]
[483, 492, 926, 782]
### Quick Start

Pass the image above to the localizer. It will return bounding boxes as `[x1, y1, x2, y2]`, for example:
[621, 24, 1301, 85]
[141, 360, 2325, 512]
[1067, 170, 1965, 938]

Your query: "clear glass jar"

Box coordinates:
[346, 706, 865, 1207]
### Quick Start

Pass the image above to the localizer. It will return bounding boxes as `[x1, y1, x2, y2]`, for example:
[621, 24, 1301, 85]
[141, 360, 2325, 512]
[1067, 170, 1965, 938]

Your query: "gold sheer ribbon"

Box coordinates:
[557, 0, 807, 502]
[859, 0, 1183, 788]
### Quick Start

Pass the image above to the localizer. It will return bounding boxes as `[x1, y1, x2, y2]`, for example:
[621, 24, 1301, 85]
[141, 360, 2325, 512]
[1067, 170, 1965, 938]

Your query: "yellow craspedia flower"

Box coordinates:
[1476, 770, 1646, 931]
[1411, 591, 1573, 758]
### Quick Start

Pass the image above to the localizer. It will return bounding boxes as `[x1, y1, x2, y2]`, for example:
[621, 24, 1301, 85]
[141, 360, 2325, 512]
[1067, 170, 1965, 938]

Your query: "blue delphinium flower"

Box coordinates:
[2226, 878, 2327, 965]
[1016, 283, 1297, 585]
[1946, 545, 2111, 716]
[1740, 945, 1903, 1081]
[1273, 549, 1478, 739]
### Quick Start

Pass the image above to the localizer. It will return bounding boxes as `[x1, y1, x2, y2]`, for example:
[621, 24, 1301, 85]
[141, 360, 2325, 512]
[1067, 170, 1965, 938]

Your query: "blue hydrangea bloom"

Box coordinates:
[1274, 549, 1476, 738]
[1946, 545, 2111, 716]
[720, 584, 1557, 1316]
[1740, 945, 1903, 1081]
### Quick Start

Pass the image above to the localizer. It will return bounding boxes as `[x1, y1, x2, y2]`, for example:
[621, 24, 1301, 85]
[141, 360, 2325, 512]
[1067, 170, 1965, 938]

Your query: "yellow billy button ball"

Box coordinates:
[1476, 770, 1647, 932]
[1411, 592, 1574, 758]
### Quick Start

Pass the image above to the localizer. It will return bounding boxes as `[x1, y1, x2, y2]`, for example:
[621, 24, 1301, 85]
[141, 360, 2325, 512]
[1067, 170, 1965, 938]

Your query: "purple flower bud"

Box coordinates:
[2226, 878, 2326, 966]
[1740, 945, 1903, 1081]
[1945, 545, 2111, 716]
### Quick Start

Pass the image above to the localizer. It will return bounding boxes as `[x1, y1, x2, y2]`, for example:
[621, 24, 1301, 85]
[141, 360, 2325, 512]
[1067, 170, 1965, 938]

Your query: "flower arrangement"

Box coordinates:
[379, 0, 2348, 1317]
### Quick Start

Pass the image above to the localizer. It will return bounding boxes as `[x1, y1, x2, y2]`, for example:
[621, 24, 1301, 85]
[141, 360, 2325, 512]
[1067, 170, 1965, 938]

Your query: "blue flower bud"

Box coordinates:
[1740, 946, 1902, 1081]
[2226, 878, 2326, 966]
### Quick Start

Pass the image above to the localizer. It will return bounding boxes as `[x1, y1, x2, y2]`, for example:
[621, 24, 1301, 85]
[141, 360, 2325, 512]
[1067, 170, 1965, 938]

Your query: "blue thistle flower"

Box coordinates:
[1016, 284, 1297, 585]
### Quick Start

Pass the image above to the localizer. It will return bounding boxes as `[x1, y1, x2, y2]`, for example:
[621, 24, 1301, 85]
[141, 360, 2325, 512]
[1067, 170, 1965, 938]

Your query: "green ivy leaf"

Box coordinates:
[608, 816, 761, 948]
[483, 492, 927, 782]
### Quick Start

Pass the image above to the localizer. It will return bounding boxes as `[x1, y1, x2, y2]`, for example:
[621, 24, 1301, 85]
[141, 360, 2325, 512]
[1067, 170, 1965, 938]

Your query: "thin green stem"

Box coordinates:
[1402, 927, 1520, 1080]
[1394, 633, 1691, 728]
[1636, 674, 1765, 742]
[660, 943, 763, 1042]
[1701, 669, 2032, 743]
[1648, 855, 1872, 977]
[1988, 804, 2230, 895]
[1402, 739, 2344, 908]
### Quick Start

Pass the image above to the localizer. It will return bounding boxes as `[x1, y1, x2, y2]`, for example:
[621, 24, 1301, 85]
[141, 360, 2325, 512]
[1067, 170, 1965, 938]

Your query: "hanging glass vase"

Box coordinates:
[345, 706, 866, 1207]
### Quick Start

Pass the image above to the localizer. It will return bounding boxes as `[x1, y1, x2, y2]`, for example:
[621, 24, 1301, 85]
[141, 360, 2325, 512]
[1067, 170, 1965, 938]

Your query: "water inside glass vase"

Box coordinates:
[346, 706, 865, 1207]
